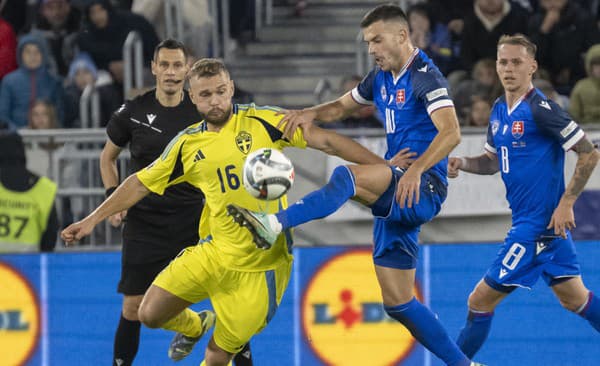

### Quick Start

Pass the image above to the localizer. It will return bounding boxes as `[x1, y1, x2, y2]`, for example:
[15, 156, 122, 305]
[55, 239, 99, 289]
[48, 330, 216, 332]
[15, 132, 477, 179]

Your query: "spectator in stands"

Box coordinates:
[132, 0, 212, 60]
[325, 75, 381, 129]
[0, 0, 28, 35]
[569, 44, 600, 124]
[77, 0, 159, 84]
[528, 0, 600, 93]
[0, 32, 65, 129]
[407, 4, 455, 75]
[0, 132, 58, 253]
[28, 99, 59, 130]
[64, 52, 97, 128]
[460, 0, 528, 72]
[533, 78, 570, 110]
[452, 58, 502, 124]
[0, 14, 17, 81]
[466, 96, 491, 127]
[29, 0, 82, 77]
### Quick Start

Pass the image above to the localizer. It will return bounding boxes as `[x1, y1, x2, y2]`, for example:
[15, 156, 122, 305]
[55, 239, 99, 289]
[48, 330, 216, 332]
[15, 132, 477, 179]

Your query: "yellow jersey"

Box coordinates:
[137, 104, 307, 271]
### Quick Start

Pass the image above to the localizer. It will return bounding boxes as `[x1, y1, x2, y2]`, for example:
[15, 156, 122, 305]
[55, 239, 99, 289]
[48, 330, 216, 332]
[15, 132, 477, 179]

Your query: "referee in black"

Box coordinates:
[100, 39, 253, 366]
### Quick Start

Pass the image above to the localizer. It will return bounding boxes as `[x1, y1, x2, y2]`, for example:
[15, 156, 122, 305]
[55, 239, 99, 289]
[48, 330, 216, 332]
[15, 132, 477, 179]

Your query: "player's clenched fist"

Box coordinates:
[61, 220, 95, 245]
[447, 157, 463, 178]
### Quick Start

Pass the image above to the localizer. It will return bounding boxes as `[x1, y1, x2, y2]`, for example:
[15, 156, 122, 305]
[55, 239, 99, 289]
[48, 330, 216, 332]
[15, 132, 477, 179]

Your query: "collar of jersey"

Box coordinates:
[393, 47, 419, 84]
[506, 84, 535, 116]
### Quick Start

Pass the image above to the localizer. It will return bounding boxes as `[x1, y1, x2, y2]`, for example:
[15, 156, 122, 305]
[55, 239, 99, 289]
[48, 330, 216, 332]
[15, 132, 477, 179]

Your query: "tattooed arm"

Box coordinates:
[547, 137, 600, 238]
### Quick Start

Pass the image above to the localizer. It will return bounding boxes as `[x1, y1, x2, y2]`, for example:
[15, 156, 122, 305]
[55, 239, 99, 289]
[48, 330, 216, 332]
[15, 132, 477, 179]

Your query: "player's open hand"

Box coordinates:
[547, 199, 576, 238]
[447, 157, 463, 178]
[389, 148, 416, 169]
[276, 109, 317, 140]
[396, 168, 421, 208]
[108, 210, 127, 227]
[61, 219, 95, 245]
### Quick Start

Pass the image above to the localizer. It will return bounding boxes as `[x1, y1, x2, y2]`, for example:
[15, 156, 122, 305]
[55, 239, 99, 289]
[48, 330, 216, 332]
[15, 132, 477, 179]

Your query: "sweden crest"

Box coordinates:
[236, 131, 252, 154]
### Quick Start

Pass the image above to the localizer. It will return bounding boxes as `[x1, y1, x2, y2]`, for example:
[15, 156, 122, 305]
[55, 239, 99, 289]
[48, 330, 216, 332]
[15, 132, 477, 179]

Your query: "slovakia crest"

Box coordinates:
[491, 120, 500, 136]
[511, 121, 524, 139]
[395, 89, 405, 108]
[380, 86, 387, 101]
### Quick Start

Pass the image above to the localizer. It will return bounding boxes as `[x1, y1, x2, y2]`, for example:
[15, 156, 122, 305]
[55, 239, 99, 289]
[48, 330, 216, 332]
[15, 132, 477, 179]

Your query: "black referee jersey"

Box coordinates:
[106, 89, 205, 263]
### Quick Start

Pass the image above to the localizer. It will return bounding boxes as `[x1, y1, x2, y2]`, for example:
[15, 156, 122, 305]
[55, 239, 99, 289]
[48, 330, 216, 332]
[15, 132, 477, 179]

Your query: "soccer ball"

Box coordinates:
[243, 148, 294, 200]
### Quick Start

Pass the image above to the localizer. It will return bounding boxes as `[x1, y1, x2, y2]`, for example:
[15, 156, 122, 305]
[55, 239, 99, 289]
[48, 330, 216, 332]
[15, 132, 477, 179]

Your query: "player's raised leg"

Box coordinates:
[552, 277, 600, 332]
[228, 164, 391, 247]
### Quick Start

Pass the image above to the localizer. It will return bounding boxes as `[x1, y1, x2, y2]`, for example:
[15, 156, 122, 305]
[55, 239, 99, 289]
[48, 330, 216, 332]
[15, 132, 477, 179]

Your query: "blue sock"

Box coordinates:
[577, 292, 600, 332]
[456, 309, 494, 359]
[385, 298, 470, 366]
[276, 165, 355, 229]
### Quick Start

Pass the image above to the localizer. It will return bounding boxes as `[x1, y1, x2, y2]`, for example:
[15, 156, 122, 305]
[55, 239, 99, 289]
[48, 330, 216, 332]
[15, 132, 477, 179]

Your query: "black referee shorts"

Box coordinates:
[117, 257, 174, 295]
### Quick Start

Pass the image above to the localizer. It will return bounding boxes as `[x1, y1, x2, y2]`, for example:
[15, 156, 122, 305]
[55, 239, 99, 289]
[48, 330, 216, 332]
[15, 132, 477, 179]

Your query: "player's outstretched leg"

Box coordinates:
[168, 310, 216, 361]
[385, 297, 475, 366]
[228, 165, 357, 248]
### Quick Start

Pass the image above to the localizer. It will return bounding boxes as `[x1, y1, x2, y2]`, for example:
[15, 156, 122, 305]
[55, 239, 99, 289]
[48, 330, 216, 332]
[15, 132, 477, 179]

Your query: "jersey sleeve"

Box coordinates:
[531, 98, 584, 151]
[136, 132, 189, 195]
[411, 66, 454, 116]
[351, 68, 377, 105]
[485, 123, 497, 154]
[106, 102, 132, 147]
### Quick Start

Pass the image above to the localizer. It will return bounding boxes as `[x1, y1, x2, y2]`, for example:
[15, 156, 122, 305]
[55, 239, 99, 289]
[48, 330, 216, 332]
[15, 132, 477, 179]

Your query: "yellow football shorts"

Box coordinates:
[152, 243, 292, 354]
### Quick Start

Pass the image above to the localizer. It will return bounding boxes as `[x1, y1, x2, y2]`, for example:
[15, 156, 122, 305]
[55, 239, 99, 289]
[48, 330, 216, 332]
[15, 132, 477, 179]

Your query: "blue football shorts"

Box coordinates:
[484, 232, 581, 293]
[370, 167, 447, 269]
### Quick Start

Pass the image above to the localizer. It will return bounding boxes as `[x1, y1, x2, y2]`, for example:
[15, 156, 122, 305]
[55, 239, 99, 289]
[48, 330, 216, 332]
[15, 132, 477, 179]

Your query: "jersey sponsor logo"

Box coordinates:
[512, 121, 524, 139]
[395, 89, 406, 107]
[380, 86, 387, 101]
[0, 263, 40, 366]
[560, 121, 578, 138]
[425, 88, 448, 101]
[539, 100, 551, 110]
[499, 267, 508, 279]
[491, 120, 500, 135]
[117, 104, 126, 113]
[235, 131, 252, 154]
[302, 250, 417, 366]
[417, 65, 428, 73]
[146, 113, 157, 124]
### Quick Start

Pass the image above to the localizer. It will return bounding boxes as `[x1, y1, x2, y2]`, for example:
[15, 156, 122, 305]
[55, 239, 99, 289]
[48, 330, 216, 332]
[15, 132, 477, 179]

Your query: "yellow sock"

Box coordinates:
[161, 308, 202, 337]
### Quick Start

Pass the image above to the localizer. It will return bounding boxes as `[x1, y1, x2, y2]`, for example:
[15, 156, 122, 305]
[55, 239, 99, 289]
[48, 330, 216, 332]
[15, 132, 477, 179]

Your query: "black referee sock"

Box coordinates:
[233, 342, 253, 366]
[113, 315, 141, 366]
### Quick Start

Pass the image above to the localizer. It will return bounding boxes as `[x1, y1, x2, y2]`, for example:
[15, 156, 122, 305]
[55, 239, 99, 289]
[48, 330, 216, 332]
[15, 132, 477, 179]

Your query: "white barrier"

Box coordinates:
[325, 131, 600, 221]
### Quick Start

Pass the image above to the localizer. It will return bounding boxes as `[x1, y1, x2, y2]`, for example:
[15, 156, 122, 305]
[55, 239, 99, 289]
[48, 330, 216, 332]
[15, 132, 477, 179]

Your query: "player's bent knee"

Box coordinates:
[467, 288, 494, 312]
[137, 304, 163, 329]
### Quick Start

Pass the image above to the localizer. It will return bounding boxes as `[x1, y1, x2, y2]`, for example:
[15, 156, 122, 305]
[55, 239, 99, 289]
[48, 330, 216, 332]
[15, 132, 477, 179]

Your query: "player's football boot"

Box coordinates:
[226, 204, 279, 249]
[168, 310, 216, 361]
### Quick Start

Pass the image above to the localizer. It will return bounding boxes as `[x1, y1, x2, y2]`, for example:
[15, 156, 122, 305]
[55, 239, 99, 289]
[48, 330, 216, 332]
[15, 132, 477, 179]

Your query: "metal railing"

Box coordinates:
[123, 31, 144, 98]
[164, 0, 185, 41]
[79, 84, 101, 128]
[355, 30, 373, 76]
[255, 0, 274, 31]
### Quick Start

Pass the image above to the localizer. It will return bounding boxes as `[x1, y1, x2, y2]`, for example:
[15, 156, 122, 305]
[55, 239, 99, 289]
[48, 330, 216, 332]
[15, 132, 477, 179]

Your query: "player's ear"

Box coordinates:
[530, 60, 538, 76]
[151, 59, 157, 76]
[230, 80, 235, 97]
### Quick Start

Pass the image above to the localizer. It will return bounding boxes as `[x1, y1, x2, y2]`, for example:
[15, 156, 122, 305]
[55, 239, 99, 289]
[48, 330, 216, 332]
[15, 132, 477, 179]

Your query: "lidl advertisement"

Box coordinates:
[1, 242, 599, 365]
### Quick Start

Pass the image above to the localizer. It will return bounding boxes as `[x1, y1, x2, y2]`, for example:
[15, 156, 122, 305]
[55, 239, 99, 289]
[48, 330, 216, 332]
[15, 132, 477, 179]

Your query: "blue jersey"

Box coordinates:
[485, 88, 584, 240]
[352, 48, 454, 184]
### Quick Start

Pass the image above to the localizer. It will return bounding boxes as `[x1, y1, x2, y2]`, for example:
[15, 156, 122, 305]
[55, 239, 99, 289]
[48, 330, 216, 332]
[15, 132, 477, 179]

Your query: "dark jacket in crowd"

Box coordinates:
[77, 0, 159, 71]
[528, 1, 600, 91]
